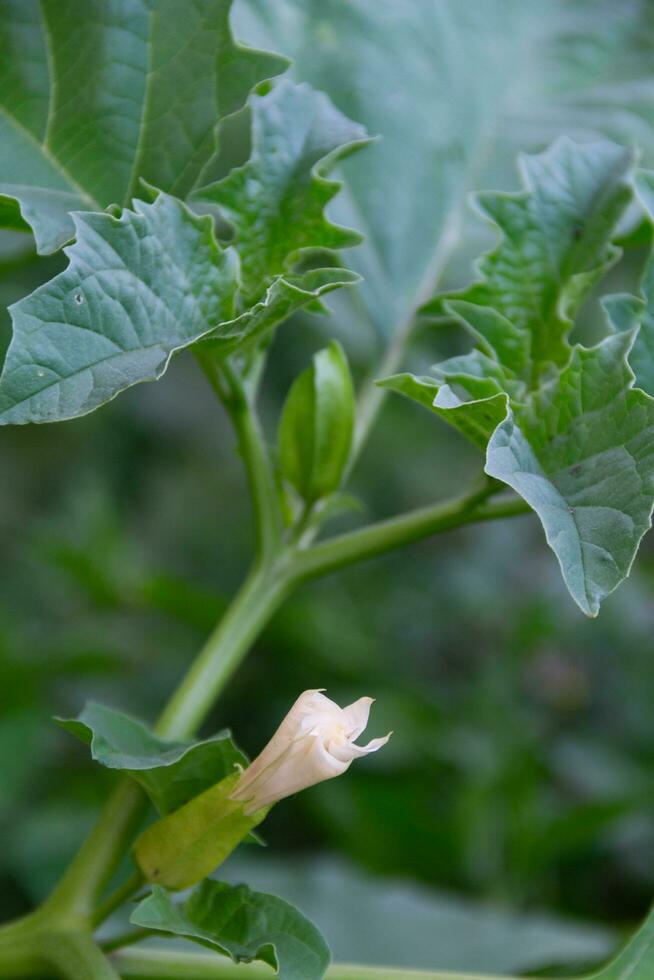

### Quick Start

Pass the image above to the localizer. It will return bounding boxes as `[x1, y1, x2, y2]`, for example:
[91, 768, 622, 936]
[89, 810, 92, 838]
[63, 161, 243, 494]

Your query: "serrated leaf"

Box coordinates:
[57, 702, 246, 816]
[0, 0, 287, 254]
[485, 333, 654, 617]
[238, 0, 654, 342]
[424, 139, 633, 385]
[381, 139, 654, 616]
[0, 192, 237, 424]
[133, 772, 267, 889]
[131, 880, 330, 980]
[193, 79, 368, 300]
[623, 170, 654, 397]
[380, 348, 523, 450]
[204, 268, 360, 355]
[380, 370, 509, 451]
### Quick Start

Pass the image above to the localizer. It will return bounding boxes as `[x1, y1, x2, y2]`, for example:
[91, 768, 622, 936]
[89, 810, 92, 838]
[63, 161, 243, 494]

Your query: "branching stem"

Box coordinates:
[92, 871, 145, 928]
[0, 343, 532, 980]
[290, 488, 528, 585]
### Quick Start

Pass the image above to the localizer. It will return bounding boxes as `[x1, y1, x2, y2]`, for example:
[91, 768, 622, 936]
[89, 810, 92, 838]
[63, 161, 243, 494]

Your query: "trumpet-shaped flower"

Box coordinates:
[231, 690, 391, 815]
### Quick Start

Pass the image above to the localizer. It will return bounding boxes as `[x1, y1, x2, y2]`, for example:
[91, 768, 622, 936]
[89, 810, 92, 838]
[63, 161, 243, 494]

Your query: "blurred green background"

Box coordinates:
[2, 0, 654, 975]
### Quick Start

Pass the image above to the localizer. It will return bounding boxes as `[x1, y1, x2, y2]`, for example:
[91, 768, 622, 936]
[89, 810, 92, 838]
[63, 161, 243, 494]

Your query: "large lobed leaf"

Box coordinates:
[131, 880, 330, 980]
[486, 333, 654, 617]
[380, 355, 511, 451]
[0, 5, 369, 427]
[383, 139, 654, 616]
[193, 79, 369, 301]
[423, 138, 633, 385]
[0, 0, 287, 254]
[0, 17, 367, 423]
[238, 0, 654, 340]
[0, 193, 238, 424]
[201, 268, 361, 356]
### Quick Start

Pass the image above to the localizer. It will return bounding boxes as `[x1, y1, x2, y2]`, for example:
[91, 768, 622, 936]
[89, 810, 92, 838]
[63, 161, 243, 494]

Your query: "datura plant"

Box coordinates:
[2, 1, 654, 979]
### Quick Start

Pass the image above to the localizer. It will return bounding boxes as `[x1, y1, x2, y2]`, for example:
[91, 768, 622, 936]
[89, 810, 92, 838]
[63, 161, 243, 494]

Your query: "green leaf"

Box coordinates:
[622, 170, 654, 397]
[133, 772, 268, 889]
[0, 192, 237, 425]
[278, 340, 355, 503]
[380, 349, 521, 451]
[131, 880, 330, 980]
[203, 268, 360, 356]
[57, 701, 246, 816]
[586, 905, 654, 979]
[485, 333, 654, 617]
[380, 370, 509, 452]
[193, 79, 368, 300]
[602, 293, 645, 337]
[238, 0, 654, 341]
[381, 139, 654, 616]
[425, 138, 633, 385]
[0, 0, 287, 253]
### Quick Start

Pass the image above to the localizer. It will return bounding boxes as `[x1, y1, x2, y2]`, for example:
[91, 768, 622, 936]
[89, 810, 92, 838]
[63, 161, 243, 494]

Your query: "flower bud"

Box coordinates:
[278, 341, 355, 504]
[231, 689, 391, 815]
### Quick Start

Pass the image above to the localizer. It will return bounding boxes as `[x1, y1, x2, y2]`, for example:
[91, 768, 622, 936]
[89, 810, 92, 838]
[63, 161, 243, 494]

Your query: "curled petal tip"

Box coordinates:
[232, 690, 392, 812]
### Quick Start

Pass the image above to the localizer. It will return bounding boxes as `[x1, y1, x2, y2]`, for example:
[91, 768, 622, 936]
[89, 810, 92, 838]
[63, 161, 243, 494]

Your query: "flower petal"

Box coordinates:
[341, 696, 374, 738]
[329, 731, 392, 763]
[233, 689, 328, 795]
[237, 733, 348, 814]
[231, 690, 391, 815]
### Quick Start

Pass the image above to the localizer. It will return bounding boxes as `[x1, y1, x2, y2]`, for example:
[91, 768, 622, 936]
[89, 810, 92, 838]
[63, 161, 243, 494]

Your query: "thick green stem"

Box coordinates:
[112, 949, 509, 980]
[47, 933, 121, 980]
[43, 560, 289, 930]
[155, 562, 291, 740]
[0, 924, 119, 979]
[35, 364, 290, 933]
[44, 779, 146, 922]
[291, 494, 529, 585]
[0, 344, 531, 980]
[8, 486, 527, 941]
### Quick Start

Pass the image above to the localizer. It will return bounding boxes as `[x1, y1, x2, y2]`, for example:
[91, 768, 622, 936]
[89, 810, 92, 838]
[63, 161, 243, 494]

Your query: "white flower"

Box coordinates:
[230, 689, 391, 815]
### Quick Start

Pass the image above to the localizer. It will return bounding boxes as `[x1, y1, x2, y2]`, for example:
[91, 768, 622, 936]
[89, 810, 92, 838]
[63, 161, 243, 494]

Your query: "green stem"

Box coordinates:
[10, 488, 527, 936]
[0, 924, 119, 980]
[48, 932, 122, 980]
[3, 355, 529, 967]
[351, 189, 463, 464]
[44, 779, 146, 922]
[196, 351, 282, 562]
[155, 562, 291, 740]
[112, 949, 510, 980]
[351, 112, 498, 466]
[291, 493, 529, 585]
[41, 559, 290, 929]
[101, 930, 155, 954]
[92, 871, 145, 928]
